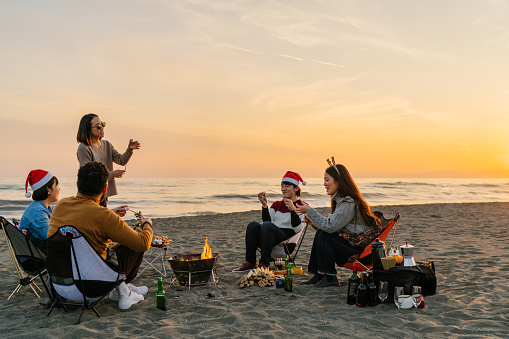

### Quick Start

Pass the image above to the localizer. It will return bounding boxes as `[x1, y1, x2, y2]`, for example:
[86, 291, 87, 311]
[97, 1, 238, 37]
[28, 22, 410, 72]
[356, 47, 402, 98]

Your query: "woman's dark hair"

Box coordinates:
[281, 181, 301, 197]
[32, 177, 58, 201]
[78, 161, 109, 196]
[325, 164, 380, 227]
[77, 113, 98, 146]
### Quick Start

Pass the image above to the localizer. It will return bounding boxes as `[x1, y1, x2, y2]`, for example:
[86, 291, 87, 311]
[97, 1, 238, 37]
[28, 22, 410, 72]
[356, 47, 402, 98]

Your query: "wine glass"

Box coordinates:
[378, 281, 388, 304]
[394, 286, 404, 309]
[412, 285, 423, 308]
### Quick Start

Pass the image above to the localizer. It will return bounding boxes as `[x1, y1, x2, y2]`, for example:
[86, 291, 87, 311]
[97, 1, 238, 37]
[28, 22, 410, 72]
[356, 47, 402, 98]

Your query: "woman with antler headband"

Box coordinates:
[295, 158, 381, 287]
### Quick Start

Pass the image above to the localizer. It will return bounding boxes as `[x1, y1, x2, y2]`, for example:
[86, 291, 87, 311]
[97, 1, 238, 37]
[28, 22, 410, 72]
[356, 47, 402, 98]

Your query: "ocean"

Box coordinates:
[1, 177, 508, 220]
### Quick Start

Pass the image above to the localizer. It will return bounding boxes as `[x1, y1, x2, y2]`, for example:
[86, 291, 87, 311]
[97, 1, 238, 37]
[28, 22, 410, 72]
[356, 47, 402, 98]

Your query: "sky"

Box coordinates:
[1, 0, 509, 178]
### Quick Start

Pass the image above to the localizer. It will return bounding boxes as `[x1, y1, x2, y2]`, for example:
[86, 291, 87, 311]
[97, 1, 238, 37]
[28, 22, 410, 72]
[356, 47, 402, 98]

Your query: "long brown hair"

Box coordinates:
[76, 113, 99, 146]
[326, 164, 380, 227]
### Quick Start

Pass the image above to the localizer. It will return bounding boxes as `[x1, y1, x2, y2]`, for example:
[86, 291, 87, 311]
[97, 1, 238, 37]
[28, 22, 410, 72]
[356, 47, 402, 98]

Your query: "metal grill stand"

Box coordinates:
[169, 267, 218, 290]
[168, 252, 219, 290]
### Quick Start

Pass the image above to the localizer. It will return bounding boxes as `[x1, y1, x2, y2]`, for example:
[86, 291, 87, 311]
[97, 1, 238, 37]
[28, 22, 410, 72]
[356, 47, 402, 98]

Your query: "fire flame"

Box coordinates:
[201, 237, 213, 259]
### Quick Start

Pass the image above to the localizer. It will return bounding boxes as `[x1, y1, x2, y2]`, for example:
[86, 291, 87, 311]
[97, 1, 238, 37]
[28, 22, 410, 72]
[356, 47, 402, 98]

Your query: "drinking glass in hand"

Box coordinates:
[378, 281, 388, 304]
[394, 286, 404, 309]
[412, 285, 424, 308]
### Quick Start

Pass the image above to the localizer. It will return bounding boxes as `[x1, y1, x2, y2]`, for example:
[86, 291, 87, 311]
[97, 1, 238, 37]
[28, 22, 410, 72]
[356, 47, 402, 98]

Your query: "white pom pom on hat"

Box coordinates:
[282, 171, 305, 186]
[25, 169, 53, 198]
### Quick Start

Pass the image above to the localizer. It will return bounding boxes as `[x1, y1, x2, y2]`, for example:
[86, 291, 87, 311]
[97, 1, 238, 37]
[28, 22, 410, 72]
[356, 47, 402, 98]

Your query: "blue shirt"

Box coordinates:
[19, 200, 53, 240]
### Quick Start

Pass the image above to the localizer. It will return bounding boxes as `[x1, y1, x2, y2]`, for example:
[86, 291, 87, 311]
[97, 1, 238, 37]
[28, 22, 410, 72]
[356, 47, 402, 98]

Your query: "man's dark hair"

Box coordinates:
[77, 161, 109, 196]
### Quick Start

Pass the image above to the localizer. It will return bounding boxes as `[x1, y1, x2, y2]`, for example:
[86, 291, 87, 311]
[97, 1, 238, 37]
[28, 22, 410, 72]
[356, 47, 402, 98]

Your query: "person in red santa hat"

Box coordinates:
[234, 171, 308, 272]
[19, 169, 60, 254]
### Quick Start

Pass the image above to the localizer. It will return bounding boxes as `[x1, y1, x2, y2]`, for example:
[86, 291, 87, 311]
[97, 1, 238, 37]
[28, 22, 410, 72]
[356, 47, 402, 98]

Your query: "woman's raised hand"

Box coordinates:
[112, 169, 125, 178]
[258, 192, 268, 208]
[129, 140, 141, 150]
[295, 203, 311, 215]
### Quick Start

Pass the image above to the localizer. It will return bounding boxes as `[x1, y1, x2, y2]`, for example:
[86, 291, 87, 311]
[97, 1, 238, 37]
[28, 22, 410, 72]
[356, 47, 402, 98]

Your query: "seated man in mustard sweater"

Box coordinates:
[48, 161, 153, 310]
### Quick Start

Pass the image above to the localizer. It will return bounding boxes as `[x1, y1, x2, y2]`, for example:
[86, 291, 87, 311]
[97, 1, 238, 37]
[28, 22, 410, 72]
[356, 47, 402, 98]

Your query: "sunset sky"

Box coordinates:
[1, 0, 509, 178]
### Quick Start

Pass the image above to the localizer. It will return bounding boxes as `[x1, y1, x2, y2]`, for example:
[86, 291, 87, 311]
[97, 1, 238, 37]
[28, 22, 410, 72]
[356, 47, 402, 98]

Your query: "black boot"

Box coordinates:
[315, 274, 340, 287]
[300, 274, 324, 285]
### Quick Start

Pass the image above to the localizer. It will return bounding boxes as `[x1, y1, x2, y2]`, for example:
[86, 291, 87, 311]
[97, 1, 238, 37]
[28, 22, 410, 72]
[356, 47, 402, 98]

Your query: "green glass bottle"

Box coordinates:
[284, 264, 293, 292]
[285, 254, 289, 267]
[156, 277, 166, 310]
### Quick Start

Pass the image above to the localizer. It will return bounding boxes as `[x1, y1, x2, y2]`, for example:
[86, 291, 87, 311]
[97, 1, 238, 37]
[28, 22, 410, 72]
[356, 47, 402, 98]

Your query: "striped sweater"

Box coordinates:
[262, 199, 308, 233]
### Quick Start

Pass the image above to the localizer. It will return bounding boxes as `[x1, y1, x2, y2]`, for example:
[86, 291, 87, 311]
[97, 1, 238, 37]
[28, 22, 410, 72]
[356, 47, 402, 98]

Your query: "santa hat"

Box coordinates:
[282, 171, 306, 186]
[25, 169, 53, 198]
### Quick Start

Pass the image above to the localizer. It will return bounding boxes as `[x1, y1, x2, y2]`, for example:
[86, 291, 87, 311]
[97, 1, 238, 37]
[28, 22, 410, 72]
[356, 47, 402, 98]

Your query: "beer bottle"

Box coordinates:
[284, 264, 293, 292]
[156, 277, 166, 310]
[356, 272, 368, 307]
[347, 262, 361, 305]
[367, 271, 379, 306]
[285, 254, 289, 267]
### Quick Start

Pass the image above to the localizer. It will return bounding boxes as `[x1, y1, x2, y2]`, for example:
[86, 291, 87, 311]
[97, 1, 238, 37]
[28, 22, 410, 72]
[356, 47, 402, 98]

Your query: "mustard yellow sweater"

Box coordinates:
[48, 193, 152, 260]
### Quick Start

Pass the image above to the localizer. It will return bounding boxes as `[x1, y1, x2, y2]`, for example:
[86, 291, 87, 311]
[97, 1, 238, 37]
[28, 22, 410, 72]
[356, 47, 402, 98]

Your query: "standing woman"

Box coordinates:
[76, 113, 140, 206]
[295, 159, 381, 287]
[19, 169, 60, 254]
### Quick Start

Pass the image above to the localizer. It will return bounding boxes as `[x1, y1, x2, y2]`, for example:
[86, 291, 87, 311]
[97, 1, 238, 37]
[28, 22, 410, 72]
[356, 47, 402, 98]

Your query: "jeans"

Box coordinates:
[307, 230, 362, 276]
[245, 221, 295, 265]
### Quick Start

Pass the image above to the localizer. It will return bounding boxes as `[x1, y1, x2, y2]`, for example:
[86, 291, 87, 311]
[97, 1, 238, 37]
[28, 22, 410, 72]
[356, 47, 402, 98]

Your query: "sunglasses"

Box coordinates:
[93, 122, 107, 130]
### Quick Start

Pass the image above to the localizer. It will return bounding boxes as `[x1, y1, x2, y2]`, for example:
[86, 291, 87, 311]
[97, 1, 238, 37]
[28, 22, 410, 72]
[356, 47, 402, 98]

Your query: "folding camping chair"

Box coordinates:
[270, 223, 308, 265]
[343, 212, 400, 272]
[0, 216, 50, 300]
[46, 226, 126, 324]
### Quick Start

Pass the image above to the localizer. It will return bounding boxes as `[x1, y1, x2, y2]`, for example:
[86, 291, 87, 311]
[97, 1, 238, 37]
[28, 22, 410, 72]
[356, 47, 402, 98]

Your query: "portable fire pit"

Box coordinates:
[168, 252, 219, 289]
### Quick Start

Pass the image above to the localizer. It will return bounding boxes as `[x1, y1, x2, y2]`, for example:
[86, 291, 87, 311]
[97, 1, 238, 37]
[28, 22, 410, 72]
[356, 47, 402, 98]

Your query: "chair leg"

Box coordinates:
[76, 306, 86, 325]
[92, 306, 101, 318]
[7, 284, 22, 300]
[33, 281, 42, 292]
[47, 299, 59, 316]
[29, 282, 41, 298]
[353, 258, 370, 271]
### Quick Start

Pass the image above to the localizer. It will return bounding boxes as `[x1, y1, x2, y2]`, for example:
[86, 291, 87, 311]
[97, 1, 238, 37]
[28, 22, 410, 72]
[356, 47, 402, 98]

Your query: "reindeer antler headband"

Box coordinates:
[326, 156, 341, 176]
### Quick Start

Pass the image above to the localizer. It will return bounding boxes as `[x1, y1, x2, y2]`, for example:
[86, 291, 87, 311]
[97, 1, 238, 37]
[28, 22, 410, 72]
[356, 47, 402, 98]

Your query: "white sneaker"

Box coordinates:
[109, 283, 148, 300]
[118, 290, 144, 310]
[127, 283, 148, 296]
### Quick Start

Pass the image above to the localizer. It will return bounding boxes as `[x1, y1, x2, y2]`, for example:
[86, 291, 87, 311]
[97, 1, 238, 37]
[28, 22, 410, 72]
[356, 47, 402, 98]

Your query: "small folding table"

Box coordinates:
[135, 241, 171, 279]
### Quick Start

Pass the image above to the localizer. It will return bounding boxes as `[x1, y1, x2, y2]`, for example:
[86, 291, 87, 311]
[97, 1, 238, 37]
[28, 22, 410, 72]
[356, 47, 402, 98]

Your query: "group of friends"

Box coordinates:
[17, 113, 383, 313]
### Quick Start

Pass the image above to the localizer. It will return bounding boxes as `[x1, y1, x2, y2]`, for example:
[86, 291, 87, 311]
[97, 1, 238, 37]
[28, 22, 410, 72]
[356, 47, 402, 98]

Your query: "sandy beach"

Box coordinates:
[1, 202, 508, 338]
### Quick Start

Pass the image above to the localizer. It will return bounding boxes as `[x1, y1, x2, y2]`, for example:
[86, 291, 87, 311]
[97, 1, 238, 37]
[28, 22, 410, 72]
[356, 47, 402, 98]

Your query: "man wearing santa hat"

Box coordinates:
[234, 171, 308, 272]
[19, 169, 60, 254]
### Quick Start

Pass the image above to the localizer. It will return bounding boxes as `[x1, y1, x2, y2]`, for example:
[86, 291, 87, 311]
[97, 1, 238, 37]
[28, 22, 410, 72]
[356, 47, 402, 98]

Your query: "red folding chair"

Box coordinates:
[343, 212, 400, 272]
